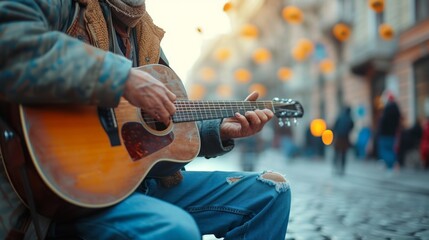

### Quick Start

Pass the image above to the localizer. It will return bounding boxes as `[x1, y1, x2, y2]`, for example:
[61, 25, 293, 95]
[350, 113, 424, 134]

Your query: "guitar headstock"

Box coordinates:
[272, 98, 304, 127]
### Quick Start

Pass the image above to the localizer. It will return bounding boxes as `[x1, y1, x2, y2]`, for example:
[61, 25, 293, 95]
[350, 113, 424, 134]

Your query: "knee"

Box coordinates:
[257, 171, 290, 194]
[165, 212, 200, 240]
[257, 171, 291, 211]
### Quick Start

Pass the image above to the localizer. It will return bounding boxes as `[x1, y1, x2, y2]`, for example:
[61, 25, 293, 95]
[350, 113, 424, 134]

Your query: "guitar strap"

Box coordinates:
[20, 166, 51, 240]
[0, 116, 51, 240]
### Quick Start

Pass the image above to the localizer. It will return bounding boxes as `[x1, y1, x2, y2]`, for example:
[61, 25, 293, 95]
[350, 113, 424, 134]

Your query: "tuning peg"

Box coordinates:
[278, 118, 284, 127]
[293, 118, 298, 125]
[285, 118, 291, 127]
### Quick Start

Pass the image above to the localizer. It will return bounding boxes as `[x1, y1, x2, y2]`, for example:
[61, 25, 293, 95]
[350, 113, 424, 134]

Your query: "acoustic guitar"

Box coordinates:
[0, 64, 304, 219]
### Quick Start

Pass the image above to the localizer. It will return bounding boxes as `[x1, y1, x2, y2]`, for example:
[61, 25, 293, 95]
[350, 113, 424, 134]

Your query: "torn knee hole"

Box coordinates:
[257, 171, 289, 193]
[261, 172, 286, 183]
[226, 176, 243, 184]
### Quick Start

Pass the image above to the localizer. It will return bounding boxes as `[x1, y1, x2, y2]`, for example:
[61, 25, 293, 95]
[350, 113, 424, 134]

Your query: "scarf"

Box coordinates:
[105, 0, 146, 27]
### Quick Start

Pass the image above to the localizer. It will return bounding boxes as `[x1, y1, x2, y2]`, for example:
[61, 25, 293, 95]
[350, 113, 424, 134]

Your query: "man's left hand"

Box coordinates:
[220, 91, 274, 140]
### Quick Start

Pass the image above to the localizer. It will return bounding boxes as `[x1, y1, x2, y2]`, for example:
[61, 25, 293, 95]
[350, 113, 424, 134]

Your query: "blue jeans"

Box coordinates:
[378, 136, 397, 169]
[48, 171, 291, 240]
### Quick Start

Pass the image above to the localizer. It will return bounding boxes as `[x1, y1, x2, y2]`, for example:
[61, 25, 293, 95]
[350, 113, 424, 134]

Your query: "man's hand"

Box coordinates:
[123, 68, 176, 125]
[220, 91, 274, 140]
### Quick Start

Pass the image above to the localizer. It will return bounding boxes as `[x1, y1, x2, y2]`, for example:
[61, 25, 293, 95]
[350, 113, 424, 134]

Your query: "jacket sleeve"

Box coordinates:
[0, 0, 132, 107]
[197, 120, 235, 159]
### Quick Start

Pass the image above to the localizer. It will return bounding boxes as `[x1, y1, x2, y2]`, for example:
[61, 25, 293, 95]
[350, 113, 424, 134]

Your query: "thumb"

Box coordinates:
[245, 91, 259, 101]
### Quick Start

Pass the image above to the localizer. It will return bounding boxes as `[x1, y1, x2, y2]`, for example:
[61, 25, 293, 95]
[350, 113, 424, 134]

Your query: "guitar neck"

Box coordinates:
[172, 100, 274, 123]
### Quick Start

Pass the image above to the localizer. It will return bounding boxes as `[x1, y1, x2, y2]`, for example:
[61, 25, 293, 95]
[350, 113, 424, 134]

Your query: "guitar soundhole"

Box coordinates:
[140, 110, 168, 131]
[122, 122, 173, 161]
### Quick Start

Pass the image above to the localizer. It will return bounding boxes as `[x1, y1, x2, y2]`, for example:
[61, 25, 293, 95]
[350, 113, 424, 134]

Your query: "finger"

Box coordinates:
[158, 108, 171, 125]
[163, 99, 177, 115]
[245, 111, 261, 128]
[244, 91, 259, 101]
[262, 109, 275, 121]
[254, 109, 269, 123]
[167, 90, 177, 101]
[235, 112, 250, 129]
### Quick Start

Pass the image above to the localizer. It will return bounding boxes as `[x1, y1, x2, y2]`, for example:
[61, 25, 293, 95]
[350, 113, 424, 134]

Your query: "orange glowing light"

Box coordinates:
[292, 39, 314, 62]
[216, 84, 232, 98]
[249, 83, 267, 98]
[189, 84, 206, 100]
[223, 2, 233, 12]
[322, 130, 334, 145]
[332, 23, 351, 42]
[199, 67, 216, 82]
[282, 6, 303, 24]
[234, 68, 252, 83]
[369, 0, 384, 13]
[310, 119, 327, 137]
[252, 48, 272, 64]
[319, 59, 335, 74]
[379, 23, 394, 41]
[214, 48, 231, 62]
[277, 67, 293, 81]
[240, 24, 259, 39]
[292, 47, 307, 62]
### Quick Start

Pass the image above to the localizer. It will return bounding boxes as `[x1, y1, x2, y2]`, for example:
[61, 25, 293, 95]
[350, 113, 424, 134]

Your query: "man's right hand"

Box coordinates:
[123, 68, 176, 125]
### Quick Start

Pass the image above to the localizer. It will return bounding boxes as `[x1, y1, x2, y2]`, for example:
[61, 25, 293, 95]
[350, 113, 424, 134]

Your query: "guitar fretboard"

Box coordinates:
[172, 100, 275, 123]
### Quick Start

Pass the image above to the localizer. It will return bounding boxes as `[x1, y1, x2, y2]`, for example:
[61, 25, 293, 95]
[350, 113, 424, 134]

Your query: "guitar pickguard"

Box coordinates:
[121, 122, 174, 161]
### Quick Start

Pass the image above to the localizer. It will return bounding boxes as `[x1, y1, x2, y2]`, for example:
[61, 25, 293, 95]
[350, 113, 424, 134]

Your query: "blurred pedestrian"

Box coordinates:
[239, 136, 263, 171]
[397, 120, 422, 168]
[420, 118, 429, 169]
[274, 122, 298, 161]
[332, 106, 354, 175]
[354, 126, 371, 160]
[377, 92, 402, 172]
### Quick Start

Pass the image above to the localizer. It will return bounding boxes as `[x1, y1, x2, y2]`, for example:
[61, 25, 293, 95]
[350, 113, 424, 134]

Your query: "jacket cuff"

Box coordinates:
[93, 52, 132, 107]
[198, 119, 235, 159]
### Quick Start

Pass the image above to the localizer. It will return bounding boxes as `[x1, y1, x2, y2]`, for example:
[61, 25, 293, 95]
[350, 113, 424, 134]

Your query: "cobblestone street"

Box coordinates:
[187, 148, 429, 240]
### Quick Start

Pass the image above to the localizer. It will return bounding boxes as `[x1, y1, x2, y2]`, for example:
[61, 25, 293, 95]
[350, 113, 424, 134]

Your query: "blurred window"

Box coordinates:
[414, 56, 429, 119]
[339, 0, 354, 24]
[415, 0, 429, 22]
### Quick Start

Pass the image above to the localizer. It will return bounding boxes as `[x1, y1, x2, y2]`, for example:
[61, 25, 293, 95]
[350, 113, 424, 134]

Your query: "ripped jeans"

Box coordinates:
[48, 171, 291, 240]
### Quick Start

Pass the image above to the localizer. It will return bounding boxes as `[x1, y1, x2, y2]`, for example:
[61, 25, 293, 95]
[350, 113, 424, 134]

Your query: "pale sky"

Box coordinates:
[146, 0, 231, 82]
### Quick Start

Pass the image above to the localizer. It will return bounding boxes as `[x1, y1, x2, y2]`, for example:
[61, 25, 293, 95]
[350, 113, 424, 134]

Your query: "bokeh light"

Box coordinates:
[277, 67, 293, 82]
[199, 67, 216, 82]
[249, 83, 267, 98]
[282, 6, 303, 24]
[240, 24, 259, 39]
[319, 59, 335, 74]
[310, 119, 327, 137]
[223, 2, 233, 12]
[379, 23, 394, 41]
[292, 38, 314, 62]
[189, 84, 206, 100]
[216, 84, 232, 98]
[332, 23, 351, 42]
[234, 68, 252, 83]
[214, 47, 232, 62]
[322, 130, 334, 145]
[252, 48, 272, 64]
[369, 0, 385, 13]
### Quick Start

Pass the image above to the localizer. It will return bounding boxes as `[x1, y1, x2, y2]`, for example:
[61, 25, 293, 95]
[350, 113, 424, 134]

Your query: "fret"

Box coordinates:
[170, 99, 298, 123]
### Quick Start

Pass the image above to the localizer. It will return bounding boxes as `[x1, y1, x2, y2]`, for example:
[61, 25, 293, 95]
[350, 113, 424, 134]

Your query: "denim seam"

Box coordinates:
[186, 205, 254, 216]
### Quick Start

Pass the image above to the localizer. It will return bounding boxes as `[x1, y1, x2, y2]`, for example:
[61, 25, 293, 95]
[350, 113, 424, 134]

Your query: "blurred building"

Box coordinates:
[185, 0, 429, 151]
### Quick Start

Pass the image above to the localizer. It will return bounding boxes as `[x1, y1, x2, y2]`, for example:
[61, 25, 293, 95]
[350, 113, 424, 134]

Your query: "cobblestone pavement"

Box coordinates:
[187, 148, 429, 240]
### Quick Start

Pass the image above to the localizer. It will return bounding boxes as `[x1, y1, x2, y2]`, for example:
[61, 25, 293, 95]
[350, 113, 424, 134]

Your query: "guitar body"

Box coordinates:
[0, 64, 200, 219]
